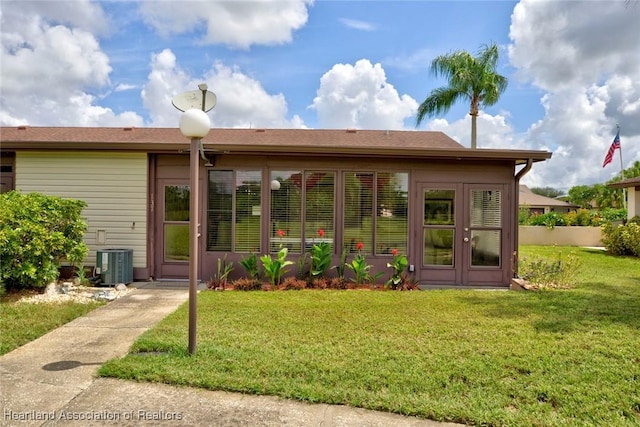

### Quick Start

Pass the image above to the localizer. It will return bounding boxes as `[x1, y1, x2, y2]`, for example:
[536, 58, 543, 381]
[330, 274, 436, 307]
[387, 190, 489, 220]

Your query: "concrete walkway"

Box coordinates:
[1, 285, 461, 426]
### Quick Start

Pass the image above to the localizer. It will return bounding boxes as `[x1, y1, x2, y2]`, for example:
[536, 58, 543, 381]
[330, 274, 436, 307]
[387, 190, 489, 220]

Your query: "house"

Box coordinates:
[0, 126, 551, 288]
[519, 185, 578, 215]
[609, 177, 640, 221]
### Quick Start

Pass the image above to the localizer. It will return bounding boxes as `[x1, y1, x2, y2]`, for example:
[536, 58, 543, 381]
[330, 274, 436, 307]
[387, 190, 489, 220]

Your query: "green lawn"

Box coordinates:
[0, 297, 104, 355]
[99, 246, 640, 426]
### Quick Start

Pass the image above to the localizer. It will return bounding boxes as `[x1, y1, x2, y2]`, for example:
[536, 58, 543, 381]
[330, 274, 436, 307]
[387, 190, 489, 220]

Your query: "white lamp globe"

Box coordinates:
[179, 109, 211, 138]
[270, 179, 281, 191]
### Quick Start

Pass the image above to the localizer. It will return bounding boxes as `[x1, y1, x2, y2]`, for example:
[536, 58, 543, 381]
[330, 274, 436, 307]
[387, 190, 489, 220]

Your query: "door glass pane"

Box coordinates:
[164, 185, 190, 262]
[304, 171, 334, 251]
[235, 171, 261, 253]
[165, 185, 189, 221]
[470, 190, 501, 227]
[471, 230, 501, 266]
[207, 171, 233, 251]
[344, 172, 373, 253]
[165, 224, 189, 261]
[376, 172, 408, 254]
[270, 171, 302, 253]
[424, 190, 455, 225]
[424, 229, 454, 266]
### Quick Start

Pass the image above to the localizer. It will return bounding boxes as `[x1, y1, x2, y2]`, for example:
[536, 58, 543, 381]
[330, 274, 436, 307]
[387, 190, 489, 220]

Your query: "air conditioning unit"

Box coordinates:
[96, 249, 133, 285]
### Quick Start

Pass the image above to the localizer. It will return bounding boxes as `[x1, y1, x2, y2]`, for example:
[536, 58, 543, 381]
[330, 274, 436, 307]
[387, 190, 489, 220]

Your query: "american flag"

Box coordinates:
[602, 131, 621, 168]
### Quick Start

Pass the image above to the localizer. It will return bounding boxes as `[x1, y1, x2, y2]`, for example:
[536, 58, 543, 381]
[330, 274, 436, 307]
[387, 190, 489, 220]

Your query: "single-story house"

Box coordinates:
[0, 126, 551, 288]
[609, 177, 640, 221]
[519, 185, 578, 215]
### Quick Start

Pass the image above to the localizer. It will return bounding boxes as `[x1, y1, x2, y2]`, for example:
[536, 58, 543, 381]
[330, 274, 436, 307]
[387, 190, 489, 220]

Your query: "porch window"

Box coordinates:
[344, 172, 408, 255]
[376, 172, 408, 254]
[164, 185, 190, 261]
[470, 190, 502, 267]
[270, 170, 335, 253]
[207, 170, 262, 252]
[344, 173, 373, 253]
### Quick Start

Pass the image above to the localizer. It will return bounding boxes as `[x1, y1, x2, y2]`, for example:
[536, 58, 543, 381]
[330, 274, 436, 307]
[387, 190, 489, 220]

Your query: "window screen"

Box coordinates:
[344, 172, 374, 253]
[207, 170, 261, 252]
[376, 172, 408, 254]
[304, 172, 335, 251]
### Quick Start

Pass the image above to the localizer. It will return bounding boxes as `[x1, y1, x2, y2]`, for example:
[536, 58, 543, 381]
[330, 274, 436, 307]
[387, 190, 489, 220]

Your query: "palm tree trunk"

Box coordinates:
[470, 113, 477, 149]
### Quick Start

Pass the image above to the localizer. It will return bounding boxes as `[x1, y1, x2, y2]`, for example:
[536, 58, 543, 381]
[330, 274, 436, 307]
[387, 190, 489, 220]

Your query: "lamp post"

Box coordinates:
[178, 108, 211, 355]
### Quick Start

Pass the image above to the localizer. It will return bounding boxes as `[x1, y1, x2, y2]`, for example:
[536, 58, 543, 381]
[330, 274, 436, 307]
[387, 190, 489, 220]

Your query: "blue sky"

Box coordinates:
[1, 0, 638, 190]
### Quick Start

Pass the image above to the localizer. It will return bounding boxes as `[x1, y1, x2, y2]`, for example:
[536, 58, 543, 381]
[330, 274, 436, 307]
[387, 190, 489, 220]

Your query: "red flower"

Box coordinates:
[356, 242, 364, 251]
[318, 228, 325, 238]
[277, 229, 285, 237]
[392, 248, 398, 256]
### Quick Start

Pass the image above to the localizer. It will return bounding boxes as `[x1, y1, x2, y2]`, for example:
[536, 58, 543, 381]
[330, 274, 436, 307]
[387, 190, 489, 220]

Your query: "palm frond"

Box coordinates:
[416, 42, 508, 131]
[416, 87, 466, 125]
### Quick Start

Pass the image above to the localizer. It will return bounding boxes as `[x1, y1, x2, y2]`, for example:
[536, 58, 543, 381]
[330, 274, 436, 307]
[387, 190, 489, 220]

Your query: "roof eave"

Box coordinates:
[1, 140, 552, 163]
[204, 144, 551, 163]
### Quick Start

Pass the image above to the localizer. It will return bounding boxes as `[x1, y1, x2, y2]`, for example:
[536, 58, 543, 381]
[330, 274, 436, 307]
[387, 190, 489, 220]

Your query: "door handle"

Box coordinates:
[464, 237, 469, 242]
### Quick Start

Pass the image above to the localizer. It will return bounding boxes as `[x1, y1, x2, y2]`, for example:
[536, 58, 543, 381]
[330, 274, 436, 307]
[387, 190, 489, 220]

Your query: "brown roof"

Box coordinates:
[0, 126, 551, 163]
[608, 177, 640, 189]
[519, 185, 577, 207]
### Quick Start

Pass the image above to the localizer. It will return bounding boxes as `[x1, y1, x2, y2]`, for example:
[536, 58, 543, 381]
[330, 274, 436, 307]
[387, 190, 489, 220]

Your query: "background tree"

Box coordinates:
[566, 162, 639, 210]
[567, 185, 598, 209]
[416, 42, 508, 149]
[594, 183, 623, 209]
[621, 160, 640, 180]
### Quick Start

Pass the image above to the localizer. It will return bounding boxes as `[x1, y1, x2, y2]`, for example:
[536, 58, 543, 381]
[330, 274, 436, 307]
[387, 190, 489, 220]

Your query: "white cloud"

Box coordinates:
[509, 0, 639, 91]
[383, 48, 435, 73]
[310, 59, 418, 130]
[424, 112, 515, 150]
[115, 84, 137, 92]
[142, 49, 306, 129]
[139, 0, 312, 49]
[1, 0, 110, 36]
[339, 18, 376, 31]
[0, 2, 143, 126]
[508, 0, 640, 189]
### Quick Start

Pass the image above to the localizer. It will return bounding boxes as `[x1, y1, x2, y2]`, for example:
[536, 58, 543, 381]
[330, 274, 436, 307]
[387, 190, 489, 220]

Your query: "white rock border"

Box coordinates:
[18, 281, 134, 304]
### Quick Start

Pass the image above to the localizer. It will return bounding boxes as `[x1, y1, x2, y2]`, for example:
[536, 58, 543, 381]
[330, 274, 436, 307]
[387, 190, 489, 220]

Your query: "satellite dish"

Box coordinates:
[172, 89, 217, 112]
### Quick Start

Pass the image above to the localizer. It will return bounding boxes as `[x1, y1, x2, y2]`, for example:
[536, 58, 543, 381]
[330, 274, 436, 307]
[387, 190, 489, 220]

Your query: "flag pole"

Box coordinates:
[617, 123, 627, 212]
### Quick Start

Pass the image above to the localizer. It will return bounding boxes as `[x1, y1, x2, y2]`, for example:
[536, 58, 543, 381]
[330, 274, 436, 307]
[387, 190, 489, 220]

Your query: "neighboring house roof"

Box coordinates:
[0, 126, 551, 164]
[608, 177, 640, 190]
[519, 185, 578, 208]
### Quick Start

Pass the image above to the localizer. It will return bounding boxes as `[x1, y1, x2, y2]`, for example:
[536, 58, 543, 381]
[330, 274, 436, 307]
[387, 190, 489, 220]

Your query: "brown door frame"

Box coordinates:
[415, 182, 510, 287]
[415, 182, 462, 286]
[462, 183, 510, 286]
[155, 178, 192, 279]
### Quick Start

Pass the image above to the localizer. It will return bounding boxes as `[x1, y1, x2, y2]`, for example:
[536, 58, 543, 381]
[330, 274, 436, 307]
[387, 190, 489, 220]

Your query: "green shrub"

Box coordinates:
[564, 208, 593, 226]
[521, 208, 627, 227]
[526, 212, 566, 229]
[602, 222, 640, 257]
[0, 191, 88, 290]
[598, 207, 627, 223]
[518, 207, 531, 225]
[239, 252, 260, 280]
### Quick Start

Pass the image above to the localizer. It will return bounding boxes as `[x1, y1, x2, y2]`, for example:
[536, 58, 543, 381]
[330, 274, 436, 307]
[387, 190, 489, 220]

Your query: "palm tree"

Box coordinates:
[416, 42, 508, 149]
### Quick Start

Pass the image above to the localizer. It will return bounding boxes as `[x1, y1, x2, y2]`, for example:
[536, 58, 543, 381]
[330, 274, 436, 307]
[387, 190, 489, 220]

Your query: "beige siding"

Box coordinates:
[16, 152, 148, 269]
[518, 226, 603, 246]
[629, 189, 639, 220]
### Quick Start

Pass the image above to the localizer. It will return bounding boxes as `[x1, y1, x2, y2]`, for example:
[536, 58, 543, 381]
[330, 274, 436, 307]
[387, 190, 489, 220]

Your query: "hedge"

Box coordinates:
[0, 191, 88, 291]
